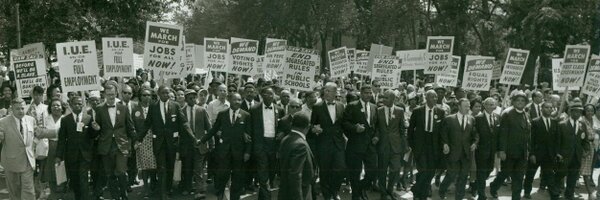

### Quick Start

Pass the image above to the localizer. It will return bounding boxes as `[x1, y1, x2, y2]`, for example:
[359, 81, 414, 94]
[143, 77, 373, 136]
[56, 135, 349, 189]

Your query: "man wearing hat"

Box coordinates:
[490, 91, 531, 199]
[555, 101, 590, 200]
[180, 89, 212, 199]
[433, 84, 451, 115]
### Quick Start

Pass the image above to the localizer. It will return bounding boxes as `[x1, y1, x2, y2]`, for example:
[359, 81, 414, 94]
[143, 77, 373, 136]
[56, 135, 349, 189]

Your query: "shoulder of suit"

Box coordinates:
[239, 109, 250, 116]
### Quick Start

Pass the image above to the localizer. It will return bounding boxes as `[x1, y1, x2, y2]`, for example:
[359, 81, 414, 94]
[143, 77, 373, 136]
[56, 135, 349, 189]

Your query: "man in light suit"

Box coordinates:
[180, 89, 212, 199]
[342, 85, 378, 200]
[0, 98, 36, 200]
[93, 84, 136, 199]
[278, 112, 317, 200]
[375, 90, 407, 200]
[438, 98, 479, 200]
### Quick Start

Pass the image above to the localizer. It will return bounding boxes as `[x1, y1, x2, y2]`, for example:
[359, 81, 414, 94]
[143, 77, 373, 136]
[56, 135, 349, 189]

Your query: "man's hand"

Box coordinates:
[195, 139, 203, 146]
[498, 151, 506, 161]
[91, 121, 100, 131]
[244, 133, 252, 143]
[356, 124, 365, 133]
[312, 125, 323, 135]
[244, 153, 250, 162]
[556, 154, 563, 163]
[216, 131, 222, 137]
[443, 144, 450, 155]
[470, 144, 477, 151]
[55, 158, 62, 165]
[371, 137, 379, 145]
[34, 126, 42, 137]
[529, 155, 536, 164]
[134, 142, 141, 150]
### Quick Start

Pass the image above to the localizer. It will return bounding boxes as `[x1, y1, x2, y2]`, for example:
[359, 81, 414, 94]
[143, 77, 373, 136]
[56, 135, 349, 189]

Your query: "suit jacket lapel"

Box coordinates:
[335, 103, 343, 124]
[322, 104, 334, 125]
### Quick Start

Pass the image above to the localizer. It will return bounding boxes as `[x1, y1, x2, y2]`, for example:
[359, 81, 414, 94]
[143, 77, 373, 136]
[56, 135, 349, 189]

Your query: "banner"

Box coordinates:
[396, 50, 427, 70]
[367, 44, 393, 74]
[194, 45, 204, 71]
[492, 61, 502, 80]
[499, 48, 529, 85]
[328, 47, 350, 78]
[265, 38, 287, 78]
[582, 55, 600, 97]
[371, 55, 401, 89]
[355, 50, 370, 76]
[255, 55, 265, 78]
[436, 56, 461, 87]
[552, 58, 580, 91]
[461, 56, 494, 91]
[10, 43, 48, 97]
[347, 48, 356, 72]
[425, 36, 454, 74]
[143, 22, 184, 78]
[10, 42, 45, 62]
[559, 45, 591, 87]
[282, 46, 320, 92]
[56, 41, 101, 92]
[204, 38, 229, 73]
[184, 44, 196, 76]
[229, 37, 258, 76]
[102, 37, 134, 78]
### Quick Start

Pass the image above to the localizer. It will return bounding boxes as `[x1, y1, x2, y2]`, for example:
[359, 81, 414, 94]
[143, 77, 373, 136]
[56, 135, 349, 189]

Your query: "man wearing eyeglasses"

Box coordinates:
[119, 85, 139, 190]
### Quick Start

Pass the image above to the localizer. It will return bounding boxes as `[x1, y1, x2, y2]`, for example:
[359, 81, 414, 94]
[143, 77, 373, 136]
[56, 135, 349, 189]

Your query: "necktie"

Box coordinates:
[545, 118, 549, 131]
[365, 104, 370, 125]
[189, 107, 194, 130]
[163, 102, 168, 123]
[428, 109, 433, 132]
[231, 110, 236, 123]
[462, 115, 466, 130]
[386, 107, 390, 125]
[19, 118, 24, 136]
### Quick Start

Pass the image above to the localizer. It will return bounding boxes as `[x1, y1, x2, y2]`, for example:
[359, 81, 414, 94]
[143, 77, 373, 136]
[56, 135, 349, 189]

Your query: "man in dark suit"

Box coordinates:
[276, 98, 303, 140]
[311, 82, 346, 200]
[438, 98, 478, 199]
[490, 92, 531, 200]
[278, 89, 292, 115]
[56, 96, 95, 200]
[526, 91, 544, 120]
[375, 90, 407, 200]
[555, 101, 590, 200]
[119, 85, 139, 189]
[136, 86, 196, 200]
[408, 90, 446, 200]
[241, 83, 258, 112]
[523, 102, 559, 199]
[249, 86, 284, 200]
[180, 89, 212, 199]
[200, 92, 251, 200]
[92, 84, 136, 199]
[278, 112, 317, 200]
[342, 85, 378, 200]
[474, 98, 500, 200]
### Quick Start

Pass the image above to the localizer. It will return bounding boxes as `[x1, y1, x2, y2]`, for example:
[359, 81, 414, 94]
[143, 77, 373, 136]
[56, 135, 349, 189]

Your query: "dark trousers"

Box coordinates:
[317, 146, 346, 199]
[523, 156, 557, 197]
[91, 152, 106, 197]
[491, 157, 527, 200]
[439, 156, 470, 199]
[256, 138, 278, 200]
[155, 141, 177, 199]
[378, 151, 403, 196]
[65, 152, 91, 200]
[475, 154, 494, 200]
[180, 145, 195, 192]
[555, 157, 581, 199]
[127, 150, 137, 185]
[346, 149, 377, 200]
[101, 146, 129, 199]
[214, 148, 245, 200]
[411, 153, 437, 199]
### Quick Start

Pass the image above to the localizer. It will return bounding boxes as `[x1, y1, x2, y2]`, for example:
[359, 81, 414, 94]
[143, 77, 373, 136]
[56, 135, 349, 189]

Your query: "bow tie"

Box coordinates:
[107, 105, 116, 108]
[327, 102, 335, 106]
[265, 106, 273, 109]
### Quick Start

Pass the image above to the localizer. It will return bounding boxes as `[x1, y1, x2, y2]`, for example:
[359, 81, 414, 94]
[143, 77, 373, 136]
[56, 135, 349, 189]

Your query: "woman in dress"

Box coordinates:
[580, 104, 597, 199]
[136, 88, 157, 197]
[36, 99, 65, 198]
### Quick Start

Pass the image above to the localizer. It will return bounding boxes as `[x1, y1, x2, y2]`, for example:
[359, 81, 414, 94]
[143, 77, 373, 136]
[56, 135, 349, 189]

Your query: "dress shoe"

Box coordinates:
[439, 191, 447, 199]
[523, 193, 532, 199]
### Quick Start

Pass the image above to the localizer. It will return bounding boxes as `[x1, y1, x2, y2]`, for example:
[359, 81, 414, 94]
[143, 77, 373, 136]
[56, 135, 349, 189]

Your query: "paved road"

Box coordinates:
[0, 169, 597, 199]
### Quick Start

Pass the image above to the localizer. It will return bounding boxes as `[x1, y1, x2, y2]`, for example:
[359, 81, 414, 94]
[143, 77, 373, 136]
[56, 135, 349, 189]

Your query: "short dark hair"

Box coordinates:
[291, 112, 310, 129]
[46, 84, 61, 101]
[360, 85, 372, 92]
[104, 84, 117, 92]
[47, 99, 66, 115]
[470, 99, 482, 110]
[32, 86, 44, 95]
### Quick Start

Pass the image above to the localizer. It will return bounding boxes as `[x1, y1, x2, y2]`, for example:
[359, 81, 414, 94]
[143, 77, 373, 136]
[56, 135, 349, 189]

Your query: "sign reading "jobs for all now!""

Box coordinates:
[143, 21, 184, 79]
[425, 36, 454, 74]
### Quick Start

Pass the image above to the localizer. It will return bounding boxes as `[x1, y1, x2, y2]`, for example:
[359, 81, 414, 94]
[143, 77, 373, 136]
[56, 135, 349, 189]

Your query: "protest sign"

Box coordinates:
[396, 50, 427, 70]
[194, 45, 204, 71]
[328, 47, 350, 78]
[282, 46, 320, 92]
[347, 48, 356, 72]
[492, 61, 502, 80]
[102, 37, 134, 77]
[56, 41, 101, 92]
[265, 38, 287, 78]
[183, 44, 196, 76]
[367, 44, 393, 74]
[255, 55, 265, 79]
[355, 50, 370, 76]
[499, 48, 530, 85]
[425, 36, 454, 74]
[204, 38, 229, 73]
[143, 22, 184, 78]
[133, 53, 143, 71]
[12, 58, 47, 98]
[461, 56, 494, 91]
[582, 55, 600, 97]
[552, 58, 579, 91]
[372, 55, 401, 89]
[229, 37, 258, 76]
[10, 42, 45, 62]
[559, 45, 591, 87]
[436, 56, 461, 87]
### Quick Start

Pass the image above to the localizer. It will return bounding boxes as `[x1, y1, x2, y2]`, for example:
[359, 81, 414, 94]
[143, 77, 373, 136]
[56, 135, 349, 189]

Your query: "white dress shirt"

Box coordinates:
[262, 104, 276, 138]
[326, 101, 336, 123]
[107, 104, 117, 127]
[457, 112, 466, 129]
[360, 100, 371, 125]
[425, 105, 434, 132]
[207, 99, 230, 126]
[160, 100, 169, 123]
